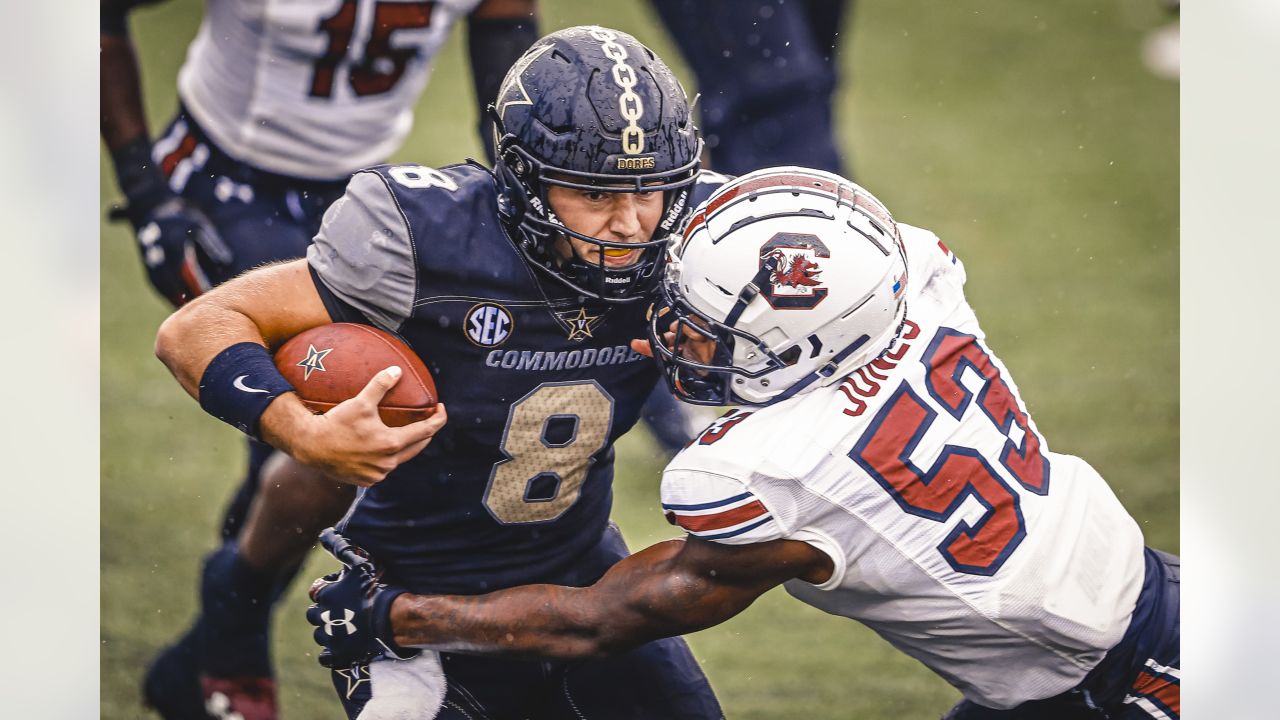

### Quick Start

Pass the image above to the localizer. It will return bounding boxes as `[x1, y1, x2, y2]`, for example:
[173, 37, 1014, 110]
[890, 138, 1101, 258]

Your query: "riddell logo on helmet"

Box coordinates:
[588, 27, 646, 155]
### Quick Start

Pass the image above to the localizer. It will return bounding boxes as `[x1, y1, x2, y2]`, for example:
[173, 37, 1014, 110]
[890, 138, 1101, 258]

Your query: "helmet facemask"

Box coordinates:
[650, 166, 910, 407]
[489, 26, 702, 303]
[494, 134, 699, 303]
[648, 272, 797, 406]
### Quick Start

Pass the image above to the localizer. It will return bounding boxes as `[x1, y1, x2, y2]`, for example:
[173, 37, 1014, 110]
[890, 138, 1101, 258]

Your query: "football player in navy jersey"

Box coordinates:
[154, 26, 725, 719]
[103, 2, 539, 717]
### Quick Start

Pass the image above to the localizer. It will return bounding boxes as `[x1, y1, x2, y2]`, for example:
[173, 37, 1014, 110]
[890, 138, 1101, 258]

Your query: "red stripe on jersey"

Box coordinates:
[1133, 671, 1181, 715]
[675, 500, 768, 533]
[161, 133, 198, 177]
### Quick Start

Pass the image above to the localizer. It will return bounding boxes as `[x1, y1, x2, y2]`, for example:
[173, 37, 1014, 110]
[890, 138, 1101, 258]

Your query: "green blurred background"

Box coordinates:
[101, 1, 1177, 717]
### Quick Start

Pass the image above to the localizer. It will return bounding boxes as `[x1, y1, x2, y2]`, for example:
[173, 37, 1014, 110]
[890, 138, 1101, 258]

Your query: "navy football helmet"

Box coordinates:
[491, 26, 702, 303]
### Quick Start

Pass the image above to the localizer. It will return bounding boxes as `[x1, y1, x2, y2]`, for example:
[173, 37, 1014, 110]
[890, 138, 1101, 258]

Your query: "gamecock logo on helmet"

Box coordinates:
[759, 233, 830, 309]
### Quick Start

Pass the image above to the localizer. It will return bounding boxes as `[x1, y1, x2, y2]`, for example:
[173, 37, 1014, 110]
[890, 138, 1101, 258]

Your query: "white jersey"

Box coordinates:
[177, 0, 484, 180]
[661, 225, 1145, 709]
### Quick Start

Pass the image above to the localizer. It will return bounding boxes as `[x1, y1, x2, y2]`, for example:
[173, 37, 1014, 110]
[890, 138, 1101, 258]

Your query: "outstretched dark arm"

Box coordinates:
[101, 0, 172, 152]
[389, 536, 833, 658]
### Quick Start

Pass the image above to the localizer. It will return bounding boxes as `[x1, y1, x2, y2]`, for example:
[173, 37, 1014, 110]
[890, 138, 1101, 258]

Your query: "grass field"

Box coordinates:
[101, 1, 1178, 717]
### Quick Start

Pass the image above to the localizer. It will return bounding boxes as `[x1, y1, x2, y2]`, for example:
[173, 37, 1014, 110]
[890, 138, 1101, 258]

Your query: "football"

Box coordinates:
[274, 323, 437, 427]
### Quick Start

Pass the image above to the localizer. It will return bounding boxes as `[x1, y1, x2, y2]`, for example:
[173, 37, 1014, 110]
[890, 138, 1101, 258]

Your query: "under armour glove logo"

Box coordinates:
[322, 608, 358, 636]
[306, 529, 417, 668]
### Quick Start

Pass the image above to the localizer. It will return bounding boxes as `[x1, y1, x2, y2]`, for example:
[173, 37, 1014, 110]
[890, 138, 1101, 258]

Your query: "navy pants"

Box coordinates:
[153, 105, 349, 285]
[944, 548, 1180, 720]
[651, 0, 849, 176]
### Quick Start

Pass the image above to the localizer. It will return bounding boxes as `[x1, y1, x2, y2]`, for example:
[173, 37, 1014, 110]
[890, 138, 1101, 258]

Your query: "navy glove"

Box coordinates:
[131, 196, 230, 306]
[305, 528, 418, 669]
[109, 136, 232, 307]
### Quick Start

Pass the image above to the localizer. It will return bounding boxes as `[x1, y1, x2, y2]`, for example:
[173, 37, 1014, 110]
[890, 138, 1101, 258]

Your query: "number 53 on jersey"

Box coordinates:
[851, 328, 1050, 576]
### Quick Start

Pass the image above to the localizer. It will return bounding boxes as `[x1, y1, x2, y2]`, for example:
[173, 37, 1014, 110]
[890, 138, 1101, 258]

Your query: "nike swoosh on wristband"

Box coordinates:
[233, 375, 270, 394]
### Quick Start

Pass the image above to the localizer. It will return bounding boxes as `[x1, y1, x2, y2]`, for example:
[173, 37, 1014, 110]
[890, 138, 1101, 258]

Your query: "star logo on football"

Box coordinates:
[557, 308, 605, 341]
[296, 344, 333, 381]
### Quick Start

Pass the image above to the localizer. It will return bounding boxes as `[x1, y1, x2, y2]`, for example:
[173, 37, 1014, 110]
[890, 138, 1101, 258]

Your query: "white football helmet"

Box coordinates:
[649, 166, 909, 406]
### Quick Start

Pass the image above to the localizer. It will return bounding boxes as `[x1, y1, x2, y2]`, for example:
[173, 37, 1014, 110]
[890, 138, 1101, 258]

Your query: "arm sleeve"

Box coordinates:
[467, 15, 538, 164]
[306, 172, 418, 332]
[101, 0, 166, 35]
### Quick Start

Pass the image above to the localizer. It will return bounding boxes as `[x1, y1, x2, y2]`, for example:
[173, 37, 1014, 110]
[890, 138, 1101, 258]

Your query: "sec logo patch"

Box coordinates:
[465, 303, 514, 347]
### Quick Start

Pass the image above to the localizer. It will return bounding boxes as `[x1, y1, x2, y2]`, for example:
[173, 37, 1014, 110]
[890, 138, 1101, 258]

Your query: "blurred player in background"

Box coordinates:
[309, 167, 1181, 719]
[651, 0, 848, 176]
[154, 26, 725, 720]
[101, 1, 537, 717]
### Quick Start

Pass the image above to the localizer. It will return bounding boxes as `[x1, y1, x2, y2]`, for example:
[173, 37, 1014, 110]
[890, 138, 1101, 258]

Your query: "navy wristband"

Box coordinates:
[198, 342, 296, 439]
[371, 587, 418, 660]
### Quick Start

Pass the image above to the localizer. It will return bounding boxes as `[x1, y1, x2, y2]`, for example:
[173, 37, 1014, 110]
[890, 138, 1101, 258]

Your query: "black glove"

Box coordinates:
[305, 528, 418, 669]
[109, 136, 232, 306]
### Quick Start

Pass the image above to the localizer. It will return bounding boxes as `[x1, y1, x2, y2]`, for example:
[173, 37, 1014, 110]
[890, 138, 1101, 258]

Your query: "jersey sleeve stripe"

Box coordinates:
[1142, 659, 1181, 681]
[672, 499, 769, 533]
[694, 516, 775, 540]
[661, 491, 753, 512]
[1124, 670, 1180, 718]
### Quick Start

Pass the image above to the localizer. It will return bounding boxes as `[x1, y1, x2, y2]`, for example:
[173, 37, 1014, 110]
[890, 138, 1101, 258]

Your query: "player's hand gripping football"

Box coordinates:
[280, 366, 448, 487]
[115, 195, 233, 307]
[306, 528, 419, 669]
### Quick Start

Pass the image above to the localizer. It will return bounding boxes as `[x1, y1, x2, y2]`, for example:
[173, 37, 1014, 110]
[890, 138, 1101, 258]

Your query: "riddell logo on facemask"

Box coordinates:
[660, 191, 687, 231]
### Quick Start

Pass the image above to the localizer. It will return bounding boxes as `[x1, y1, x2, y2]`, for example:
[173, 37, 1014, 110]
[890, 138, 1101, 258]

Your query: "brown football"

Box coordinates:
[274, 323, 437, 427]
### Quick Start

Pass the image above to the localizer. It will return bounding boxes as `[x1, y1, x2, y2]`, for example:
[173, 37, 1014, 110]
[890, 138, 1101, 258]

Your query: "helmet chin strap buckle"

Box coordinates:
[496, 195, 516, 221]
[724, 259, 778, 329]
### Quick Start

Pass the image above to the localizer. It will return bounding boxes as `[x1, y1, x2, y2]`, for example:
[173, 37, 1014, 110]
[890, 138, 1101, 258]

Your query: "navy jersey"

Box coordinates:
[307, 162, 726, 593]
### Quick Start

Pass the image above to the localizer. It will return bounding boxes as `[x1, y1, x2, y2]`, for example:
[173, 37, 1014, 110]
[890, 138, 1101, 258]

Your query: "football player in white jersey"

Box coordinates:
[307, 167, 1181, 719]
[101, 2, 536, 718]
